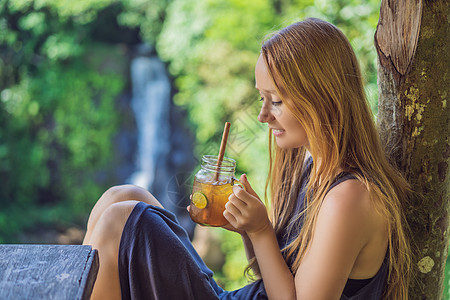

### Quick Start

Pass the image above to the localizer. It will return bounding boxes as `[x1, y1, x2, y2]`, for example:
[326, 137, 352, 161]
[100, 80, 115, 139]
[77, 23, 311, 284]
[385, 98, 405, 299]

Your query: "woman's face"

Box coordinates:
[255, 55, 309, 150]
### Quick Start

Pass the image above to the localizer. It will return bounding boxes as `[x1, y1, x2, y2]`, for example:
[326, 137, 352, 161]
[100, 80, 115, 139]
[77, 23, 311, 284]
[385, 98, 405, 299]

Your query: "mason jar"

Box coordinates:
[189, 155, 243, 226]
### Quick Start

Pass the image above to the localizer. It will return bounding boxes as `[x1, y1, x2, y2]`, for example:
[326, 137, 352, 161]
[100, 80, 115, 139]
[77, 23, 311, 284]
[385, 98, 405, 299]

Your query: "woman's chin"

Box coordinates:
[275, 139, 306, 150]
[275, 141, 292, 149]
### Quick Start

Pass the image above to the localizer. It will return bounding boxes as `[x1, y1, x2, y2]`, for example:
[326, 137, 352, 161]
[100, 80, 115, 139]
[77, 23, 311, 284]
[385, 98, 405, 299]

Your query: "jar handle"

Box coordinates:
[232, 177, 246, 191]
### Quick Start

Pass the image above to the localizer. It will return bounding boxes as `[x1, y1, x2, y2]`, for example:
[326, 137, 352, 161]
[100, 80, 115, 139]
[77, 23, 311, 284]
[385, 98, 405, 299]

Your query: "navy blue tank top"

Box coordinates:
[275, 157, 388, 299]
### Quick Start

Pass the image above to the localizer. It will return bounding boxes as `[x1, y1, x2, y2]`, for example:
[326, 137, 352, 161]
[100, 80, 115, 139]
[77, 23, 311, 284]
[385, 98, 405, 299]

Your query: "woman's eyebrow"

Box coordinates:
[255, 87, 277, 93]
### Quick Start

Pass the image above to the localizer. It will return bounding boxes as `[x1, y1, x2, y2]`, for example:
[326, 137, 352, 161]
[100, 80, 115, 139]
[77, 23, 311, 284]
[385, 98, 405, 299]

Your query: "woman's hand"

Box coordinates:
[223, 174, 272, 235]
[220, 220, 245, 234]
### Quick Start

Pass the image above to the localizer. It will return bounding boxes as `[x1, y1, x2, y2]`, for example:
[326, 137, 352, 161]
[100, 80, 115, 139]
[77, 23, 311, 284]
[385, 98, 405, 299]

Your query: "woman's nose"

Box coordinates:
[258, 105, 275, 123]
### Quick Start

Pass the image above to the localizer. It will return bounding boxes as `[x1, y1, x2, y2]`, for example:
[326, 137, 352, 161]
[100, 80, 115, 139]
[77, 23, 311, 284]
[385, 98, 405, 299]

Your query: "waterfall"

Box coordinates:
[128, 54, 171, 196]
[126, 49, 196, 236]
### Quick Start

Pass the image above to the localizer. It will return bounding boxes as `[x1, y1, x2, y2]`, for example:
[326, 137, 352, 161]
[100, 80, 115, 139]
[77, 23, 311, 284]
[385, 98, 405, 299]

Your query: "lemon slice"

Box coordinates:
[192, 192, 208, 209]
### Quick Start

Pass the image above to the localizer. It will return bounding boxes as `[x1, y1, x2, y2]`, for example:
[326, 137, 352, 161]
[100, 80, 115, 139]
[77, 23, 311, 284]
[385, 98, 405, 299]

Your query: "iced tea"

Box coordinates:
[190, 178, 234, 227]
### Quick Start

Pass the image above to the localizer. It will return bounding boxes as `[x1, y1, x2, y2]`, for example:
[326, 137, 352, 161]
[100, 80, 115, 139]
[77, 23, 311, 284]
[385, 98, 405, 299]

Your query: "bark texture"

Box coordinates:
[375, 0, 449, 298]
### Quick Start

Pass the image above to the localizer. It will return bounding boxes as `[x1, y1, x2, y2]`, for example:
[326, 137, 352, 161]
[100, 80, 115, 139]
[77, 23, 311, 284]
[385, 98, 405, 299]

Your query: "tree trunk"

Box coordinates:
[375, 0, 449, 299]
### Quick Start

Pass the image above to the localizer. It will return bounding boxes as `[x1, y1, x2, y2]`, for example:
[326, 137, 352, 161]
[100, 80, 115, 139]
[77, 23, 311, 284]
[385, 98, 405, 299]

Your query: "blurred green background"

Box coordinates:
[0, 0, 447, 297]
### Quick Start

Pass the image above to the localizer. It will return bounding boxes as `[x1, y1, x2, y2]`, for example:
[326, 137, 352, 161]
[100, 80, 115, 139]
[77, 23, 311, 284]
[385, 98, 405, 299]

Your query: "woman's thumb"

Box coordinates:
[241, 174, 259, 198]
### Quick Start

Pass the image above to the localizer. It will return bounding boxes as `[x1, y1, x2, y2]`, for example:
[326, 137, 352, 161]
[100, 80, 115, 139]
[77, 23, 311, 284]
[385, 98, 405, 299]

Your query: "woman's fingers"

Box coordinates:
[228, 192, 247, 210]
[221, 222, 243, 234]
[240, 174, 260, 199]
[225, 196, 243, 217]
[232, 185, 261, 209]
[223, 208, 238, 227]
[232, 185, 250, 202]
[187, 195, 192, 212]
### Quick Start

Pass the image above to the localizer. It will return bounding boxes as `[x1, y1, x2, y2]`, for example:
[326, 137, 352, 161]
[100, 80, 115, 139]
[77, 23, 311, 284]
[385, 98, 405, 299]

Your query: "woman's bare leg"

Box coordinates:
[86, 200, 137, 300]
[82, 185, 163, 300]
[83, 184, 163, 244]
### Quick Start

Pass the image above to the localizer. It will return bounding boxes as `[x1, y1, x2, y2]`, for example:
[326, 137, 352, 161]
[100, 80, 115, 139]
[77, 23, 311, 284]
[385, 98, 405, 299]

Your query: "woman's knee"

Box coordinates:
[99, 184, 142, 204]
[89, 200, 139, 248]
[84, 185, 162, 244]
[100, 184, 162, 208]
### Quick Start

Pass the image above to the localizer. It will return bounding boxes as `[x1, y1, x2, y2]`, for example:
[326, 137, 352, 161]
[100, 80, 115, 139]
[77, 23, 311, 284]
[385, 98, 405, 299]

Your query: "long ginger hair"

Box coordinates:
[259, 18, 412, 299]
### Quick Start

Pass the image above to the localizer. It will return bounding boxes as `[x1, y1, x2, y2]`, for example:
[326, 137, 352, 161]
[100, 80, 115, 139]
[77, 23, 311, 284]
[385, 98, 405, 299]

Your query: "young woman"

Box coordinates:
[83, 18, 412, 299]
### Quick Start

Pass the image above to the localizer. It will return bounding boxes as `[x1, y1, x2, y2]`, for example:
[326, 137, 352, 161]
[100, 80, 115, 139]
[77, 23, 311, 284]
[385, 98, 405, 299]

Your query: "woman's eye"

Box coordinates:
[259, 96, 282, 106]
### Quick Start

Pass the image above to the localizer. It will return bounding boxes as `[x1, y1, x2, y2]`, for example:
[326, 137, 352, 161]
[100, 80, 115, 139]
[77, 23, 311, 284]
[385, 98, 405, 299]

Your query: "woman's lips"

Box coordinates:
[272, 129, 285, 136]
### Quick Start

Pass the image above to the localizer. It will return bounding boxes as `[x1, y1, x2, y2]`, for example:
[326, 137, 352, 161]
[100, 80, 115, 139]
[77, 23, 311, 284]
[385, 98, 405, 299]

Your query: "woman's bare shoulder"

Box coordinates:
[318, 178, 387, 252]
[322, 179, 373, 218]
[294, 179, 385, 297]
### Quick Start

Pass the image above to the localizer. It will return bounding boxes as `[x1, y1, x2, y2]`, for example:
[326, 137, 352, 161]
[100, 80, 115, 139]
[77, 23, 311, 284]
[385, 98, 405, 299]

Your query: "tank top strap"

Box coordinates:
[328, 170, 361, 192]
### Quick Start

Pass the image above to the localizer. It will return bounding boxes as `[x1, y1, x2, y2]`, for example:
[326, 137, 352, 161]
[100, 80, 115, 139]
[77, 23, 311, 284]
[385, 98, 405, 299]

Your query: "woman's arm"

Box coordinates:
[224, 175, 296, 300]
[222, 221, 260, 275]
[294, 180, 380, 299]
[240, 232, 261, 276]
[226, 176, 380, 300]
[247, 223, 296, 299]
[240, 232, 254, 261]
[221, 176, 260, 275]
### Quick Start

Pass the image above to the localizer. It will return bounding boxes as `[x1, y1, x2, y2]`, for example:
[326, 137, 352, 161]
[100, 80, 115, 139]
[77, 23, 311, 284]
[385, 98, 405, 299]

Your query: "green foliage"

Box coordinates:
[0, 0, 126, 240]
[217, 229, 249, 290]
[0, 52, 124, 239]
[445, 262, 449, 299]
[119, 0, 169, 45]
[5, 0, 446, 294]
[156, 0, 381, 189]
[152, 0, 383, 289]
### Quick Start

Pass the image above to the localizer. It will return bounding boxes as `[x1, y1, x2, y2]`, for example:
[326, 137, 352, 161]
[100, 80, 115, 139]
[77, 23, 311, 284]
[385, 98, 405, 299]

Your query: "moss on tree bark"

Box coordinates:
[375, 0, 449, 298]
